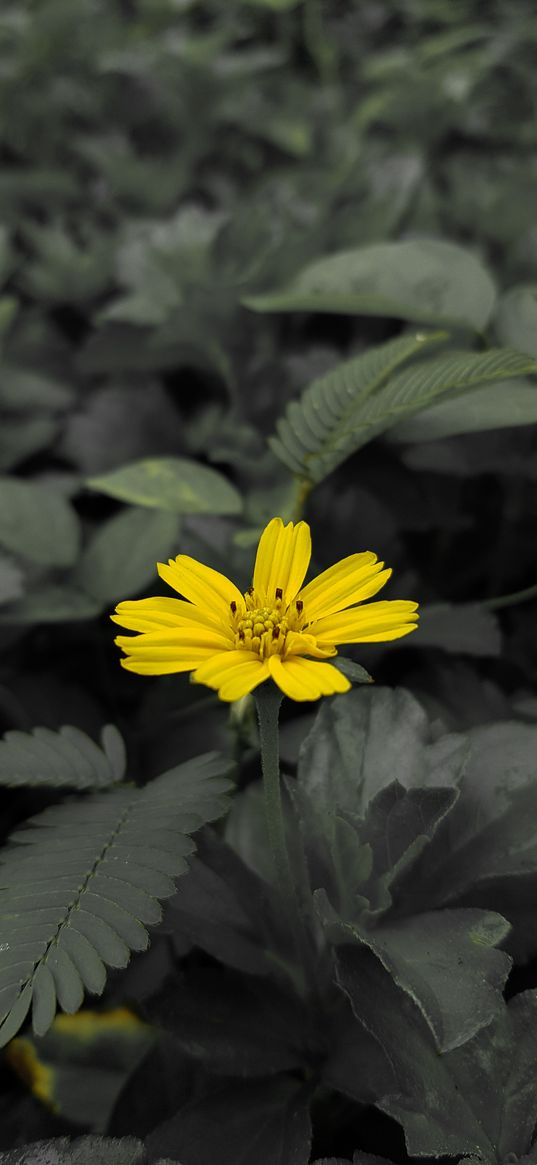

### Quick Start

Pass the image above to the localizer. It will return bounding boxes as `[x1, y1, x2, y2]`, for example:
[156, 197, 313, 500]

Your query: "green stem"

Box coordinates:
[290, 475, 313, 523]
[255, 684, 316, 998]
[255, 684, 295, 903]
[480, 580, 537, 611]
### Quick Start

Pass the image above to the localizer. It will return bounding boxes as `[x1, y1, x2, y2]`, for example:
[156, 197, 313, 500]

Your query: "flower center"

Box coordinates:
[230, 590, 304, 659]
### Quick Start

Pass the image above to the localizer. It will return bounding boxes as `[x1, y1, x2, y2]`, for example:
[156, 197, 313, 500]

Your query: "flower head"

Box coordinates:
[112, 517, 418, 702]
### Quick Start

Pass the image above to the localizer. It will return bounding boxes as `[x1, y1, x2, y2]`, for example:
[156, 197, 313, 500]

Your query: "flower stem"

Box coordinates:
[255, 684, 315, 997]
[255, 684, 294, 902]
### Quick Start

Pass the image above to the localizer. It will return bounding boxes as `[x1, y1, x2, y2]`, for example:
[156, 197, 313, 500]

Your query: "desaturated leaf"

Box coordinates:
[408, 602, 502, 656]
[0, 753, 231, 1045]
[0, 479, 80, 567]
[0, 584, 101, 624]
[0, 367, 73, 411]
[244, 240, 497, 330]
[146, 1078, 312, 1165]
[60, 383, 184, 476]
[317, 895, 511, 1052]
[74, 507, 181, 605]
[388, 377, 537, 441]
[166, 829, 287, 979]
[5, 1009, 154, 1132]
[0, 723, 125, 789]
[145, 967, 308, 1077]
[406, 719, 537, 903]
[298, 687, 443, 817]
[0, 551, 24, 605]
[0, 1137, 147, 1165]
[87, 458, 242, 515]
[495, 284, 537, 358]
[335, 946, 496, 1159]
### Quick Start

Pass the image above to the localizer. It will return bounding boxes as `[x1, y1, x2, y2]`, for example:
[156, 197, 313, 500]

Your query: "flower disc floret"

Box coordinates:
[112, 517, 419, 702]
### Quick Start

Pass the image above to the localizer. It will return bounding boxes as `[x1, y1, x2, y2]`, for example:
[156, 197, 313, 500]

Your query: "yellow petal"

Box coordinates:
[283, 631, 337, 659]
[157, 555, 243, 615]
[112, 596, 228, 634]
[218, 660, 270, 701]
[252, 517, 311, 604]
[268, 655, 351, 701]
[311, 600, 419, 644]
[115, 627, 233, 654]
[120, 647, 217, 675]
[192, 650, 268, 697]
[298, 553, 392, 621]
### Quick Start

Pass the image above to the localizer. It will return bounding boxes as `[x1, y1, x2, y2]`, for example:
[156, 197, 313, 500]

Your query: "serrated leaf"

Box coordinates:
[269, 330, 447, 479]
[87, 457, 242, 515]
[0, 753, 231, 1046]
[388, 378, 537, 441]
[0, 478, 80, 566]
[73, 507, 181, 605]
[0, 724, 125, 789]
[244, 239, 496, 330]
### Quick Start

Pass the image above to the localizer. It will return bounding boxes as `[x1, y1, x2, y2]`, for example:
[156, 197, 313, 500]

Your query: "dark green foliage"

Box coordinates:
[2, 0, 537, 1161]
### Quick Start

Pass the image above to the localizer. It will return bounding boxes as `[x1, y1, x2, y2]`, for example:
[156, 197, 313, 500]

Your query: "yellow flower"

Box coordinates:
[112, 517, 418, 702]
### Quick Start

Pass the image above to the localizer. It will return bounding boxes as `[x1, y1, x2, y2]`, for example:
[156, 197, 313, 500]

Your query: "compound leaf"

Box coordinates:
[0, 754, 231, 1046]
[0, 724, 126, 789]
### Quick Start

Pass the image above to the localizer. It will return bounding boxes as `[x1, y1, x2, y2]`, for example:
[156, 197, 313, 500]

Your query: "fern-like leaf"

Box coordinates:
[0, 753, 231, 1046]
[271, 344, 537, 483]
[0, 724, 125, 789]
[269, 331, 447, 480]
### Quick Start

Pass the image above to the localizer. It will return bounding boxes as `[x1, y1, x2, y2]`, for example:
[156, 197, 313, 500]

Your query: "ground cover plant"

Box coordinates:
[1, 0, 537, 1161]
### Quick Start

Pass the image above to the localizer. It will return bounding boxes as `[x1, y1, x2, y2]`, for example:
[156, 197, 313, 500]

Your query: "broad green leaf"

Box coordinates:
[0, 478, 80, 566]
[146, 1077, 312, 1165]
[270, 330, 448, 479]
[87, 457, 242, 515]
[407, 720, 537, 903]
[0, 723, 125, 789]
[244, 240, 496, 330]
[0, 367, 73, 411]
[0, 753, 231, 1046]
[335, 946, 496, 1159]
[298, 687, 441, 817]
[388, 378, 537, 441]
[0, 584, 101, 624]
[335, 952, 537, 1161]
[406, 602, 501, 656]
[74, 507, 181, 605]
[0, 552, 23, 605]
[318, 894, 511, 1052]
[168, 829, 288, 979]
[145, 967, 308, 1076]
[332, 657, 373, 684]
[0, 417, 59, 472]
[495, 284, 537, 358]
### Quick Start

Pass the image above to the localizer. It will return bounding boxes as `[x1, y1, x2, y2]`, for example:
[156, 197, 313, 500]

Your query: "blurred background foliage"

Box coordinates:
[2, 0, 537, 1157]
[0, 0, 536, 772]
